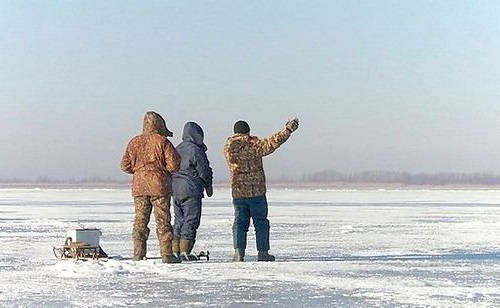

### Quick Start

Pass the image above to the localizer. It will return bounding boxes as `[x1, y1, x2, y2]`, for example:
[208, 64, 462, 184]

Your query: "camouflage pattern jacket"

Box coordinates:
[224, 128, 291, 199]
[121, 112, 181, 197]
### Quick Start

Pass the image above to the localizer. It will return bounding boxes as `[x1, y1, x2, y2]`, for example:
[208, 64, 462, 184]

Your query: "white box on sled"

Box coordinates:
[66, 229, 102, 247]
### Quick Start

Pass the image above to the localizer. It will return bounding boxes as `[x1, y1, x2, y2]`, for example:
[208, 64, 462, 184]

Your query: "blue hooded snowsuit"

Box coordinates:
[172, 122, 213, 241]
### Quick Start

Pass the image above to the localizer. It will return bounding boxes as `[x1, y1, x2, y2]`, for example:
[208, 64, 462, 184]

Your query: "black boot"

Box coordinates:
[232, 249, 245, 262]
[162, 255, 182, 264]
[257, 251, 275, 262]
[180, 239, 199, 261]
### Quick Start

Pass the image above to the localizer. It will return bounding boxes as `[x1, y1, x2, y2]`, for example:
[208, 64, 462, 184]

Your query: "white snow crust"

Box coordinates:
[1, 188, 500, 307]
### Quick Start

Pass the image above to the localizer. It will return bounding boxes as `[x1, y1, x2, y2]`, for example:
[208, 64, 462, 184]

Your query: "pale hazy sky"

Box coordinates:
[1, 1, 500, 181]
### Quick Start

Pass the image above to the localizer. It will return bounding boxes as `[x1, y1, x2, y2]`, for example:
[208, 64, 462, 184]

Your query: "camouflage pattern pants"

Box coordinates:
[133, 196, 173, 256]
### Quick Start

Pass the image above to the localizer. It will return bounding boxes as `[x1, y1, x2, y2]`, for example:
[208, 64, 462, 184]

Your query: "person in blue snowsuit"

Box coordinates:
[171, 122, 213, 261]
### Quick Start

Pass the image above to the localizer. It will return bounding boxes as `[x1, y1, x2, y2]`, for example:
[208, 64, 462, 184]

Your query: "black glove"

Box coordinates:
[205, 186, 213, 197]
[285, 118, 299, 133]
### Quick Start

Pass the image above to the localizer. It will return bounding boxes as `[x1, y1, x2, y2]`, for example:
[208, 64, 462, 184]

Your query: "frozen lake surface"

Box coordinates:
[1, 188, 500, 307]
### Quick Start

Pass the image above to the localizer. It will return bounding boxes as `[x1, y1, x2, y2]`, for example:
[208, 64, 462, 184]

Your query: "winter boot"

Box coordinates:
[159, 238, 181, 263]
[133, 241, 147, 261]
[187, 239, 196, 254]
[162, 255, 182, 264]
[159, 238, 173, 257]
[172, 237, 180, 258]
[180, 239, 199, 261]
[232, 249, 245, 262]
[257, 251, 275, 262]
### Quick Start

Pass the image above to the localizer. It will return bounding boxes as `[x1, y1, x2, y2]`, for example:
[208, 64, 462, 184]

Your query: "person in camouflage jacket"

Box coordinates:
[120, 111, 182, 263]
[224, 118, 299, 262]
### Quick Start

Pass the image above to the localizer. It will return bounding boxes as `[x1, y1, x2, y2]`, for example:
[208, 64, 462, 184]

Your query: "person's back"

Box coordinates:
[123, 132, 178, 196]
[225, 129, 295, 199]
[224, 119, 299, 262]
[121, 111, 182, 263]
[172, 122, 213, 198]
[171, 122, 213, 261]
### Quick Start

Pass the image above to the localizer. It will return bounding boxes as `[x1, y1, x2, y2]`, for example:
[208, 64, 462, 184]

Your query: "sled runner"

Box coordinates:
[53, 228, 107, 260]
[196, 251, 210, 261]
[178, 250, 210, 261]
[53, 241, 101, 260]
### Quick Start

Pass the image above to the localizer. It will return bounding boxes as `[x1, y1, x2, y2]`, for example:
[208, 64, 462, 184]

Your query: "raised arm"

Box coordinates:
[252, 129, 290, 157]
[252, 118, 299, 157]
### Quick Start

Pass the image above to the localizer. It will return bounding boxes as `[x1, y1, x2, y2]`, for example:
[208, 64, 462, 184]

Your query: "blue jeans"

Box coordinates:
[173, 196, 202, 241]
[232, 195, 270, 251]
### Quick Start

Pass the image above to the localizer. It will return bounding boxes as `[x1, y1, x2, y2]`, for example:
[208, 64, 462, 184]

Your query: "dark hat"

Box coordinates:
[233, 120, 250, 134]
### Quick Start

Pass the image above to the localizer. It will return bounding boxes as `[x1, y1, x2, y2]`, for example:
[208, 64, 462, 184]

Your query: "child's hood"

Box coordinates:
[182, 122, 207, 151]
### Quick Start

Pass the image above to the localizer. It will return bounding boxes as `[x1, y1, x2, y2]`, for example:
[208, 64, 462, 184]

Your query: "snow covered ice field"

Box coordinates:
[1, 188, 500, 307]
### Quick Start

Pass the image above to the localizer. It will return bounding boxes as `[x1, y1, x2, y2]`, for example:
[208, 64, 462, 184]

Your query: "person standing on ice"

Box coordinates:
[224, 118, 299, 262]
[171, 122, 213, 261]
[120, 111, 182, 263]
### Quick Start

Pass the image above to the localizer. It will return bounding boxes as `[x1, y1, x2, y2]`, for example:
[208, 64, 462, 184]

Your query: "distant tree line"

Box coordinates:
[301, 170, 500, 185]
[4, 171, 500, 186]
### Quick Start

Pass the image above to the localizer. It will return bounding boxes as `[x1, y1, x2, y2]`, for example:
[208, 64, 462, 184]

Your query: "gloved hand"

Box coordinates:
[205, 186, 213, 197]
[285, 118, 299, 133]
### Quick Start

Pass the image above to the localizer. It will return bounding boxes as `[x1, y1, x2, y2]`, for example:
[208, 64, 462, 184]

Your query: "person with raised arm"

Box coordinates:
[224, 118, 299, 262]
